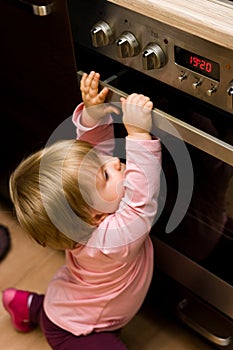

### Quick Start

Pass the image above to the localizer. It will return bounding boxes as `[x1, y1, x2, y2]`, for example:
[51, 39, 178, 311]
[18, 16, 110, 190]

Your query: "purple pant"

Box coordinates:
[30, 293, 128, 350]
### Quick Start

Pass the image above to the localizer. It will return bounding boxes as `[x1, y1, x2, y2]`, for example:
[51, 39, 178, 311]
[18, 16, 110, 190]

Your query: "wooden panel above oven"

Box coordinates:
[108, 0, 233, 50]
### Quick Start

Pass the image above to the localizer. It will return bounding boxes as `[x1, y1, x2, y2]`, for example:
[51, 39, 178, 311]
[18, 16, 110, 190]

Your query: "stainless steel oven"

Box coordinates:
[67, 0, 233, 347]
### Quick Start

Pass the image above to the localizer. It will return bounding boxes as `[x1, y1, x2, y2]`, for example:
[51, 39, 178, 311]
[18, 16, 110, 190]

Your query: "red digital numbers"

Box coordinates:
[174, 46, 220, 81]
[189, 56, 212, 73]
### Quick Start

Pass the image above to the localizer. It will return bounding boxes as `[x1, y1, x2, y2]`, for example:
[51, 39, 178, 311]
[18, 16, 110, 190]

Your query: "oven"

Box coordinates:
[67, 0, 233, 347]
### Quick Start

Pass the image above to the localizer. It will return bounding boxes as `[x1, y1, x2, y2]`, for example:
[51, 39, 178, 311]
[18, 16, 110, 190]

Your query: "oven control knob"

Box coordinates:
[178, 72, 187, 82]
[227, 81, 233, 96]
[90, 21, 114, 47]
[142, 43, 166, 69]
[116, 32, 140, 58]
[228, 87, 233, 96]
[192, 79, 202, 89]
[207, 85, 217, 96]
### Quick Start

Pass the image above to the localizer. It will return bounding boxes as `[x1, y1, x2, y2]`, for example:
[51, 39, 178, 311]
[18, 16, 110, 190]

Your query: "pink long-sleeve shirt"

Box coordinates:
[43, 103, 162, 336]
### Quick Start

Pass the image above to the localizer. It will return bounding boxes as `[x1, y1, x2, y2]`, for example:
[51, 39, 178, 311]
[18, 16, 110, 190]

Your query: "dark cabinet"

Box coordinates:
[0, 0, 80, 200]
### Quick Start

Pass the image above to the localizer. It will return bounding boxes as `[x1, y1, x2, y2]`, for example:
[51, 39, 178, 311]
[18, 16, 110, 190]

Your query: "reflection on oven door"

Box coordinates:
[154, 109, 233, 285]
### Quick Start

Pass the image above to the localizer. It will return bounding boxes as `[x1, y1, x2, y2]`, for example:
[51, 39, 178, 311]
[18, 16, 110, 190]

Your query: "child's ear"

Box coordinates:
[90, 211, 107, 226]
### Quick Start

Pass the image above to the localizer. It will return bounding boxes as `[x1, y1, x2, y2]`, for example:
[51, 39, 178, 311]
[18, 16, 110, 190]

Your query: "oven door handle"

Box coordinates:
[77, 71, 233, 166]
[16, 0, 54, 16]
[154, 106, 233, 166]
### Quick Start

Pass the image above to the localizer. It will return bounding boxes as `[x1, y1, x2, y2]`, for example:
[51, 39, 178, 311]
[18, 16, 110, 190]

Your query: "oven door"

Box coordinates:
[77, 68, 233, 347]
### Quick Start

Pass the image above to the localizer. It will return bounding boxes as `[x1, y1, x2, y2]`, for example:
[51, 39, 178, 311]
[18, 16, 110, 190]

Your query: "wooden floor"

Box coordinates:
[0, 200, 215, 350]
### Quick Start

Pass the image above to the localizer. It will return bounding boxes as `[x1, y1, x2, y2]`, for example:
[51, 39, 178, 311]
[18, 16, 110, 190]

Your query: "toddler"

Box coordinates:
[2, 71, 161, 349]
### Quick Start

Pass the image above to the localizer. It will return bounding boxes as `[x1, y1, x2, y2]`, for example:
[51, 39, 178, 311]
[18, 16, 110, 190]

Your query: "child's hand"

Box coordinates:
[81, 71, 107, 108]
[80, 71, 119, 127]
[120, 93, 153, 140]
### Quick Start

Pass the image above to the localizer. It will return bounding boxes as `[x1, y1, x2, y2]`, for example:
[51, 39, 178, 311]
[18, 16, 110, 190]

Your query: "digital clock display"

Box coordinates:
[174, 46, 220, 82]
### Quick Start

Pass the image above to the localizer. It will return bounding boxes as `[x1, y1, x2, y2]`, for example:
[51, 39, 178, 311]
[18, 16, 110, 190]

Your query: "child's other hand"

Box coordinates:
[120, 93, 153, 140]
[81, 71, 107, 108]
[80, 71, 119, 127]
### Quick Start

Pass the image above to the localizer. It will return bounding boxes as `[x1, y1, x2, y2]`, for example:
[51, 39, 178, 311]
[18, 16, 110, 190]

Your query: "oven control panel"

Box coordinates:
[69, 0, 233, 114]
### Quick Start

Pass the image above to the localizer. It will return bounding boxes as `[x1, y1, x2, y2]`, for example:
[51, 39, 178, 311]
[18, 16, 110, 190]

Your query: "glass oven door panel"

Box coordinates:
[151, 98, 233, 287]
[153, 136, 233, 286]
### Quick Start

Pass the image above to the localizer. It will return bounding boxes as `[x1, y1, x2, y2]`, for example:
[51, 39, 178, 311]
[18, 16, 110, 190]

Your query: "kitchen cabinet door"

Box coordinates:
[0, 0, 79, 200]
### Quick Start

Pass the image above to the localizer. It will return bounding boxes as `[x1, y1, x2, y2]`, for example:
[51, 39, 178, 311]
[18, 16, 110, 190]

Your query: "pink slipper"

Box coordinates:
[2, 288, 35, 332]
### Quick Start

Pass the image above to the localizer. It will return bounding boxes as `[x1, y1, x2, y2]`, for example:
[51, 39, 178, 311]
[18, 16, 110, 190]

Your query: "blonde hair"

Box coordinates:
[9, 139, 102, 250]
